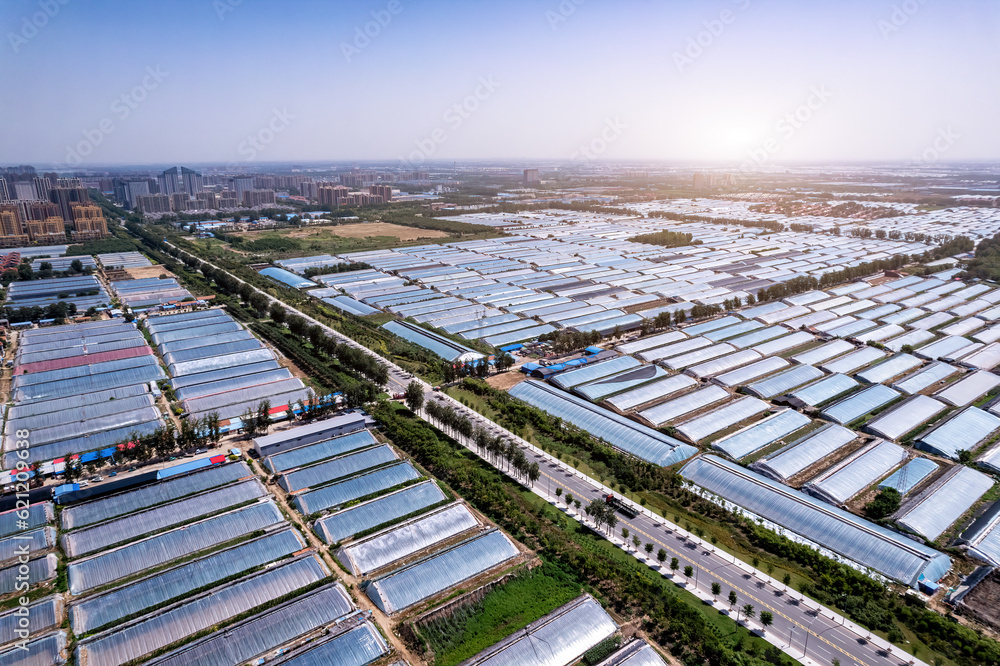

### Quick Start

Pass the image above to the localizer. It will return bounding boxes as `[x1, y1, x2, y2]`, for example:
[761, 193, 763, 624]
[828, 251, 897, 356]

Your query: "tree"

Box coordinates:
[70, 258, 84, 273]
[657, 548, 667, 564]
[728, 590, 738, 607]
[711, 581, 721, 599]
[644, 542, 653, 555]
[494, 352, 515, 373]
[782, 572, 792, 588]
[864, 487, 901, 520]
[622, 527, 629, 542]
[404, 381, 424, 413]
[17, 263, 33, 280]
[958, 449, 974, 465]
[684, 565, 693, 578]
[269, 303, 286, 323]
[670, 557, 679, 575]
[760, 611, 773, 630]
[632, 535, 641, 551]
[527, 462, 540, 487]
[555, 487, 562, 499]
[63, 457, 82, 483]
[741, 604, 755, 623]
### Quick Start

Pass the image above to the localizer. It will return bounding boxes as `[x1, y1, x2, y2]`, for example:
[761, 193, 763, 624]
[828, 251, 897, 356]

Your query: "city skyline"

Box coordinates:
[1, 0, 998, 167]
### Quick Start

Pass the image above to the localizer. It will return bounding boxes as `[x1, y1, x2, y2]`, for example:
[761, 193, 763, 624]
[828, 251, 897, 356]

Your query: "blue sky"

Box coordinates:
[1, 0, 998, 167]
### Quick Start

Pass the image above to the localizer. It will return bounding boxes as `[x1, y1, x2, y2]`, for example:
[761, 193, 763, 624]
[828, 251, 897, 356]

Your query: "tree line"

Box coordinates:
[628, 230, 695, 248]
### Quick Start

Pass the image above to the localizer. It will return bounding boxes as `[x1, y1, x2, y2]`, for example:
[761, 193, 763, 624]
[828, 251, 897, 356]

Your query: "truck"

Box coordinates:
[604, 494, 638, 519]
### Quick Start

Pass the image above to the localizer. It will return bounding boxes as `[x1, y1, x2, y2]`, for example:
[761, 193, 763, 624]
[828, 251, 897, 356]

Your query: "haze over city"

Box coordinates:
[2, 0, 999, 166]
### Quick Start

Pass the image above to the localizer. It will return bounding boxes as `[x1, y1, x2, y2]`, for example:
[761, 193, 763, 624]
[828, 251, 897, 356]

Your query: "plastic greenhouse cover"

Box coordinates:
[76, 554, 327, 666]
[663, 343, 736, 371]
[0, 595, 60, 645]
[268, 620, 388, 666]
[637, 337, 712, 362]
[0, 527, 53, 564]
[820, 347, 886, 375]
[168, 358, 281, 389]
[685, 349, 762, 381]
[0, 502, 52, 538]
[680, 455, 950, 587]
[753, 423, 857, 483]
[680, 316, 741, 336]
[146, 584, 355, 666]
[820, 384, 900, 425]
[575, 364, 669, 402]
[917, 407, 1000, 459]
[169, 347, 276, 377]
[702, 320, 765, 342]
[315, 481, 446, 544]
[163, 338, 264, 366]
[712, 357, 788, 389]
[11, 367, 163, 404]
[551, 356, 641, 390]
[725, 326, 789, 350]
[604, 374, 697, 413]
[183, 377, 305, 413]
[896, 466, 994, 541]
[8, 404, 161, 448]
[878, 458, 939, 495]
[174, 369, 293, 402]
[383, 320, 479, 363]
[6, 420, 163, 468]
[914, 335, 978, 361]
[864, 395, 947, 441]
[712, 409, 812, 460]
[0, 631, 66, 666]
[615, 331, 686, 355]
[13, 354, 160, 388]
[191, 388, 313, 423]
[279, 445, 397, 493]
[514, 380, 697, 464]
[0, 555, 56, 596]
[463, 318, 538, 340]
[265, 430, 377, 474]
[746, 365, 824, 399]
[67, 500, 285, 595]
[573, 314, 643, 336]
[365, 529, 519, 614]
[152, 321, 244, 346]
[593, 640, 668, 666]
[676, 397, 770, 443]
[60, 462, 251, 530]
[891, 361, 959, 395]
[158, 329, 254, 354]
[70, 528, 306, 634]
[145, 312, 231, 334]
[934, 370, 1000, 406]
[637, 385, 729, 427]
[442, 314, 518, 333]
[337, 502, 480, 575]
[62, 479, 267, 558]
[826, 319, 878, 339]
[750, 331, 815, 357]
[909, 312, 954, 331]
[461, 595, 618, 666]
[883, 330, 935, 353]
[958, 342, 1000, 370]
[804, 439, 906, 505]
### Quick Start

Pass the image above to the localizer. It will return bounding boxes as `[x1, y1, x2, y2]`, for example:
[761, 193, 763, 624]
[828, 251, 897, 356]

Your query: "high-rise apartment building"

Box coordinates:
[242, 189, 276, 208]
[48, 184, 89, 222]
[523, 168, 539, 184]
[170, 192, 195, 212]
[114, 179, 151, 209]
[135, 193, 171, 214]
[0, 178, 9, 202]
[70, 204, 108, 240]
[195, 191, 218, 209]
[369, 184, 392, 202]
[181, 167, 203, 194]
[27, 217, 67, 243]
[218, 192, 238, 208]
[0, 205, 29, 247]
[158, 167, 181, 196]
[23, 201, 59, 221]
[232, 176, 254, 200]
[318, 185, 349, 208]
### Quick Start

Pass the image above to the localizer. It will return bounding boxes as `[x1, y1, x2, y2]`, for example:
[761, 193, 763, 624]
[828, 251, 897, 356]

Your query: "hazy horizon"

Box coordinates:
[3, 0, 998, 168]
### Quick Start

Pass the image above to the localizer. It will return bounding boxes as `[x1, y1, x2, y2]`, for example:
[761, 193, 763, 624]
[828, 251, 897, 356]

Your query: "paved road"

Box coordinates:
[163, 240, 928, 666]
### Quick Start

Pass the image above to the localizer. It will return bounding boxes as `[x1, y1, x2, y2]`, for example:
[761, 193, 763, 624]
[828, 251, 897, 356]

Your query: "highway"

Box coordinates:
[162, 240, 929, 666]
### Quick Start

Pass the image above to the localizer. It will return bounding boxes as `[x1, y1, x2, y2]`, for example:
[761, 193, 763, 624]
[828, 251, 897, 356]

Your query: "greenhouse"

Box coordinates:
[0, 501, 52, 538]
[67, 501, 285, 595]
[960, 502, 1000, 567]
[680, 455, 951, 588]
[75, 554, 328, 666]
[314, 481, 447, 545]
[825, 319, 878, 339]
[336, 502, 480, 575]
[264, 430, 377, 473]
[917, 407, 1000, 460]
[509, 381, 697, 466]
[268, 618, 389, 666]
[550, 355, 641, 390]
[0, 631, 66, 666]
[934, 370, 1000, 407]
[682, 316, 741, 336]
[61, 479, 267, 558]
[383, 320, 485, 363]
[914, 335, 979, 362]
[883, 329, 935, 353]
[803, 439, 907, 505]
[675, 396, 770, 443]
[292, 462, 423, 516]
[636, 337, 711, 363]
[855, 354, 922, 385]
[752, 423, 857, 483]
[878, 458, 939, 495]
[896, 466, 994, 541]
[958, 342, 1000, 371]
[685, 349, 762, 380]
[0, 554, 57, 595]
[603, 374, 697, 413]
[711, 409, 811, 460]
[365, 529, 520, 614]
[891, 361, 960, 395]
[864, 395, 947, 441]
[278, 445, 398, 493]
[60, 462, 251, 530]
[460, 594, 618, 666]
[745, 364, 824, 399]
[819, 347, 886, 375]
[0, 595, 60, 645]
[594, 640, 669, 666]
[820, 384, 900, 425]
[613, 331, 686, 355]
[662, 343, 736, 371]
[574, 364, 669, 402]
[637, 385, 730, 428]
[751, 331, 814, 357]
[726, 326, 789, 349]
[702, 320, 764, 342]
[70, 528, 306, 635]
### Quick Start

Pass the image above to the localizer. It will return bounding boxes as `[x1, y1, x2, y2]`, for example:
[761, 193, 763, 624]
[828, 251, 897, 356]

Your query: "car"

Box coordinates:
[109, 471, 117, 477]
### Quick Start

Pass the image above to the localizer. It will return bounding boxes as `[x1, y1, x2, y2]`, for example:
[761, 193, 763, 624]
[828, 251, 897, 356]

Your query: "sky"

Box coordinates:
[1, 0, 998, 169]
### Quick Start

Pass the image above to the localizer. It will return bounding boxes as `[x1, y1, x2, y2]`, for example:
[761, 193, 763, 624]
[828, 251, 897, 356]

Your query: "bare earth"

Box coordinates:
[487, 372, 526, 390]
[322, 222, 448, 240]
[127, 265, 172, 279]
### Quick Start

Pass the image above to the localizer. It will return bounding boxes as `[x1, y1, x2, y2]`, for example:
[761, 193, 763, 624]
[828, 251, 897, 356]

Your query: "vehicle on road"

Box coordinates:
[604, 493, 638, 519]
